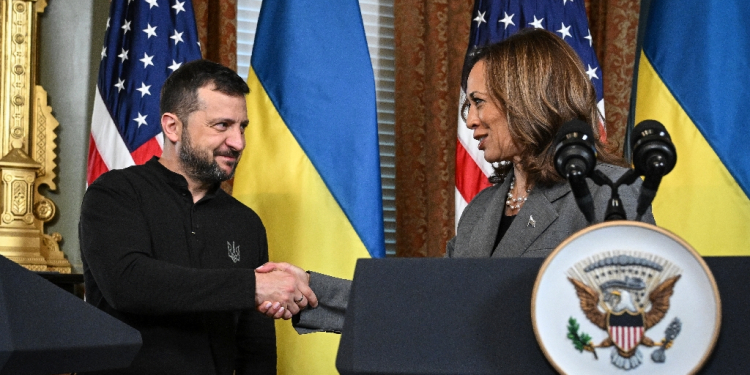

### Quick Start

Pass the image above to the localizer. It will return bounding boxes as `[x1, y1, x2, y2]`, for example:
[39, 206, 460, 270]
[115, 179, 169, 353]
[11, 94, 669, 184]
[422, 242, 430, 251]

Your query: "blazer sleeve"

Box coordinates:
[293, 272, 352, 334]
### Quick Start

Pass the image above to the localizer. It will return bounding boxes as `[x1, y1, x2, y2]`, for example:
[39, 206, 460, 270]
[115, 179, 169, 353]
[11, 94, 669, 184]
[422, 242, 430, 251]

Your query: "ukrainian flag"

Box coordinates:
[634, 0, 750, 255]
[232, 0, 385, 373]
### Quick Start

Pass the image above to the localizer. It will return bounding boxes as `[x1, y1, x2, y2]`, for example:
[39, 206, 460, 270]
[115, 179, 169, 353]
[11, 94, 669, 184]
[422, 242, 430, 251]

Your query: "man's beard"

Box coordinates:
[178, 128, 241, 185]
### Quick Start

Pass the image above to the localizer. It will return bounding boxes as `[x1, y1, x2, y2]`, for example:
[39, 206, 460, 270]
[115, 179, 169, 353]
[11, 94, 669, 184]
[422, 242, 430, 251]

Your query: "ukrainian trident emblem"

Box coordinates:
[227, 241, 240, 263]
[566, 251, 682, 370]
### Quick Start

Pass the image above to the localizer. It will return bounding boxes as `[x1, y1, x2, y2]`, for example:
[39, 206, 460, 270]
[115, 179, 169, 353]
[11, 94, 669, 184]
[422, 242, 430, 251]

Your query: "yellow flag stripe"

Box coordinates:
[233, 67, 370, 374]
[635, 53, 750, 255]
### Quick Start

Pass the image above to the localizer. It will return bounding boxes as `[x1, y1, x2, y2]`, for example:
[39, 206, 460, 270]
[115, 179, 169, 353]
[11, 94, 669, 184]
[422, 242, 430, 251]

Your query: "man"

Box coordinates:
[80, 59, 316, 374]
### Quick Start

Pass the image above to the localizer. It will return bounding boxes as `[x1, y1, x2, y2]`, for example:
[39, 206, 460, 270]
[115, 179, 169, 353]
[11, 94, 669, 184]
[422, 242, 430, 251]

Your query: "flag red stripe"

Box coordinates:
[609, 326, 645, 352]
[87, 135, 110, 185]
[625, 327, 630, 351]
[131, 136, 163, 165]
[88, 134, 163, 186]
[598, 121, 607, 142]
[610, 326, 621, 351]
[455, 139, 492, 203]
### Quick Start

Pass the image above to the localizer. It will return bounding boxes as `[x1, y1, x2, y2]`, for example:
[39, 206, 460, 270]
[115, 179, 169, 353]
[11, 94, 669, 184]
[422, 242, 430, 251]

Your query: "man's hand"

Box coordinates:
[255, 262, 318, 319]
[254, 270, 305, 320]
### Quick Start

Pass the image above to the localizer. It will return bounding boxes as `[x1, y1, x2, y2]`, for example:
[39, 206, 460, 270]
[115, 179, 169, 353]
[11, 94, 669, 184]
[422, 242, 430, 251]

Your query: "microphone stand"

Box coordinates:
[589, 168, 641, 222]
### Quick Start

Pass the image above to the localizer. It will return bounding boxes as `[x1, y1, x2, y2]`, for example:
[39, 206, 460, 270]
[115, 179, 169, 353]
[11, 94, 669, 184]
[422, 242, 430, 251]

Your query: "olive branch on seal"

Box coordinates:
[567, 317, 597, 359]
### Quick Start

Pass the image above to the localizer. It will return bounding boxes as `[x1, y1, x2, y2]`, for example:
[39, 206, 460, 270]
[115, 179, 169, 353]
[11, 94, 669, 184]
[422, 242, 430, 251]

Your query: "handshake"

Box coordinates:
[254, 262, 318, 320]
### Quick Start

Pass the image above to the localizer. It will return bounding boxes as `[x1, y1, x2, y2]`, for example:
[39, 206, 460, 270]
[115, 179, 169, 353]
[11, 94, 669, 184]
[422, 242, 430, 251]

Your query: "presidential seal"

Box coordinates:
[566, 251, 681, 370]
[532, 222, 720, 375]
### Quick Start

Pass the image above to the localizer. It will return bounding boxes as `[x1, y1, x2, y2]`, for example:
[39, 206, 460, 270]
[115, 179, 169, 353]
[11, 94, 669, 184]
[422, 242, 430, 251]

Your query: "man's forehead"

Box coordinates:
[196, 85, 245, 102]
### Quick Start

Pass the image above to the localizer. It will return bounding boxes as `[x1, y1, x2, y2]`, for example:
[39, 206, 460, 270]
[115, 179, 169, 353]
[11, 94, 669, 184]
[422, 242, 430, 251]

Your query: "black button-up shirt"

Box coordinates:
[80, 157, 275, 374]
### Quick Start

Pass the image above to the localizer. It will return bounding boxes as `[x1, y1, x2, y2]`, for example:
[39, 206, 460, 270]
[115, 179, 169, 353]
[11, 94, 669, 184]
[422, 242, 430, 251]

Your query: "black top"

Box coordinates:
[492, 213, 516, 252]
[80, 157, 275, 375]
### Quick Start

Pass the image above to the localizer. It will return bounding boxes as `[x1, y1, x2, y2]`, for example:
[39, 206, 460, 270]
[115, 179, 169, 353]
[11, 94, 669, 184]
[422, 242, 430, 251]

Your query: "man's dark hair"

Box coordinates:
[160, 59, 250, 122]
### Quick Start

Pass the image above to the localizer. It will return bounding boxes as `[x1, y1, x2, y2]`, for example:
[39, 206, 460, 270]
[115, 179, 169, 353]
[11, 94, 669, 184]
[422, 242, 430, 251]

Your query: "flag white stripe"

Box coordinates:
[625, 326, 630, 351]
[155, 131, 164, 149]
[90, 88, 135, 170]
[455, 188, 469, 231]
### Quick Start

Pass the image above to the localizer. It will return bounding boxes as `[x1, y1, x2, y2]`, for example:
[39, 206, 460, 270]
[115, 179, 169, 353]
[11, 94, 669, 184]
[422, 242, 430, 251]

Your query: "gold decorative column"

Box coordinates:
[0, 0, 69, 272]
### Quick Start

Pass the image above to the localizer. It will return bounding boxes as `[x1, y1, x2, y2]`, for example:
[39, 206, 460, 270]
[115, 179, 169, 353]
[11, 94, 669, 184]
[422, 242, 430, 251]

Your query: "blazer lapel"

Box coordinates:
[464, 177, 512, 258]
[493, 182, 571, 257]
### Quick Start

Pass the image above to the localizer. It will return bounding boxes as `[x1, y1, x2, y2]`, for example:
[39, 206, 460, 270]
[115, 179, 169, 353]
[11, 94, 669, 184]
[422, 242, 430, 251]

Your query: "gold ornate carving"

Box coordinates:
[11, 179, 27, 215]
[33, 85, 57, 185]
[40, 232, 69, 274]
[0, 0, 69, 272]
[33, 197, 54, 221]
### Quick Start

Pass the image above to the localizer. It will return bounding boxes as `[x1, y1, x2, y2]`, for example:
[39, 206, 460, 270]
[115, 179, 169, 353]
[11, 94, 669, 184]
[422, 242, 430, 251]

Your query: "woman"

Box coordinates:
[447, 28, 653, 258]
[262, 28, 654, 329]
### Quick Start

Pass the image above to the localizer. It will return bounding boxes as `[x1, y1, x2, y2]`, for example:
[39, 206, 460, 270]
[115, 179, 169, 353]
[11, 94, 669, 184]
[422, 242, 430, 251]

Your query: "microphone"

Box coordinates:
[554, 119, 598, 223]
[630, 120, 677, 219]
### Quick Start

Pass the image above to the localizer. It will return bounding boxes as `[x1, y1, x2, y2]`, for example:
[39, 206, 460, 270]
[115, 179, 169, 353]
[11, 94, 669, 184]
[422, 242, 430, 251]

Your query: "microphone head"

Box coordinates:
[554, 119, 594, 145]
[631, 120, 677, 176]
[631, 119, 669, 150]
[554, 119, 597, 178]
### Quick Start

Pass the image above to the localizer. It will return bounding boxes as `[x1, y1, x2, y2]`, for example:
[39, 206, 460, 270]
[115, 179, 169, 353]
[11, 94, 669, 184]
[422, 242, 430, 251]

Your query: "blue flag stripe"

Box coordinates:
[468, 0, 603, 103]
[99, 0, 201, 152]
[642, 0, 750, 196]
[251, 0, 385, 258]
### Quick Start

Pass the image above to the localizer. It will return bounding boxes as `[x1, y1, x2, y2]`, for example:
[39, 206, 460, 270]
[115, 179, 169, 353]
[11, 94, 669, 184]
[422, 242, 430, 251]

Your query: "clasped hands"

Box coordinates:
[254, 262, 318, 320]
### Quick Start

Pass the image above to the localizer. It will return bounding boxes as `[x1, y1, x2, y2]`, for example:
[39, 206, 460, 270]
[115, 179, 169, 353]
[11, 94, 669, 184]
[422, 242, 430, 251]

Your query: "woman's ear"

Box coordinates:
[161, 113, 181, 143]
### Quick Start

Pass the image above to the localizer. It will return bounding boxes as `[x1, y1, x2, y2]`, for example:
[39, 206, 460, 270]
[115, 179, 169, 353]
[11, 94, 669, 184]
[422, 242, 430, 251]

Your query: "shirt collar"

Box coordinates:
[145, 157, 222, 201]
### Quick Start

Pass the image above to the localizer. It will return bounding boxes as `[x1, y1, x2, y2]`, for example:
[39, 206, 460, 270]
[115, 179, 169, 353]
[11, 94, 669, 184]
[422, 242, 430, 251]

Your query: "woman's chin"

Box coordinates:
[483, 155, 500, 164]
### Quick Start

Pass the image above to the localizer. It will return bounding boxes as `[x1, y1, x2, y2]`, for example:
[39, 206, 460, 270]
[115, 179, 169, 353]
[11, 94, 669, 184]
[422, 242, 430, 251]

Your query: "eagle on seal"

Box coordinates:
[568, 275, 681, 370]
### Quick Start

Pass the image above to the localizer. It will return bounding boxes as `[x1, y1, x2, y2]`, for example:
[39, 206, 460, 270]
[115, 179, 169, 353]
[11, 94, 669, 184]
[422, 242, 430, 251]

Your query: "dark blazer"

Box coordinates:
[296, 163, 656, 333]
[447, 163, 655, 258]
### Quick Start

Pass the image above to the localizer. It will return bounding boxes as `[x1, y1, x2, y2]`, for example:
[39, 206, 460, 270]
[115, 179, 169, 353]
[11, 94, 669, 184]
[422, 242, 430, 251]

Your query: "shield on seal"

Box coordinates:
[608, 311, 645, 354]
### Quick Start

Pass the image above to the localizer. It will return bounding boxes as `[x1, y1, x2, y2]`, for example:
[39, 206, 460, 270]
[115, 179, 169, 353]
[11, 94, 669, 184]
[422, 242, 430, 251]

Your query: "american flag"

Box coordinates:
[455, 0, 604, 223]
[88, 0, 202, 184]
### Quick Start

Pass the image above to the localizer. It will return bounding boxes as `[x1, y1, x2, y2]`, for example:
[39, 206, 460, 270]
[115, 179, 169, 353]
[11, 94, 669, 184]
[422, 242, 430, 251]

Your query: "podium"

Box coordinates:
[0, 255, 141, 375]
[337, 257, 749, 374]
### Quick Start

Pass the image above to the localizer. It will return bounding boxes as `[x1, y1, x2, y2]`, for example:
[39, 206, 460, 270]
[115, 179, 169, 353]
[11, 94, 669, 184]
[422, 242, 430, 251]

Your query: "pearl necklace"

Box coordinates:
[506, 175, 531, 211]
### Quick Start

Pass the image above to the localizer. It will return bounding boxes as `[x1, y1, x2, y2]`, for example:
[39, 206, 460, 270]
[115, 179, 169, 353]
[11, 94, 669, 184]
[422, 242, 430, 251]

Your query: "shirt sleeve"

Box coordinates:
[235, 309, 276, 374]
[80, 177, 257, 315]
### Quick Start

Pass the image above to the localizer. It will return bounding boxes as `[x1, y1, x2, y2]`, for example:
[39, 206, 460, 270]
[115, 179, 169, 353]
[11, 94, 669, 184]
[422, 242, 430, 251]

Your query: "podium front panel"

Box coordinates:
[337, 256, 750, 375]
[337, 258, 556, 375]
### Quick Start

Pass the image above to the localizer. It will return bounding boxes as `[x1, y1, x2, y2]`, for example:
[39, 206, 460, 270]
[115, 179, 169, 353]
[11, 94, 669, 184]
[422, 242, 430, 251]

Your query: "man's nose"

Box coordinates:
[226, 126, 245, 151]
